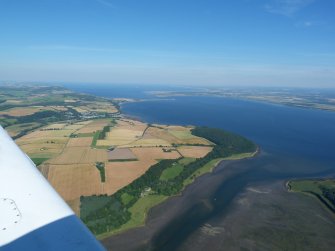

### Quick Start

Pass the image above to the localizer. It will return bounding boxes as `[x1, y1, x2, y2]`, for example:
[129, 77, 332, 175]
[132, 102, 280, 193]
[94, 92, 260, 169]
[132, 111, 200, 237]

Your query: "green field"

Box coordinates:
[97, 195, 167, 238]
[160, 157, 206, 182]
[169, 129, 194, 139]
[183, 158, 224, 186]
[160, 163, 184, 181]
[178, 157, 196, 165]
[121, 193, 134, 206]
[288, 179, 335, 213]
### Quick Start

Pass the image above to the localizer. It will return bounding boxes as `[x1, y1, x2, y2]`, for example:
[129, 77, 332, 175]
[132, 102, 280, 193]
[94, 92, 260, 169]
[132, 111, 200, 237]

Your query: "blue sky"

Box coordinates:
[0, 0, 334, 87]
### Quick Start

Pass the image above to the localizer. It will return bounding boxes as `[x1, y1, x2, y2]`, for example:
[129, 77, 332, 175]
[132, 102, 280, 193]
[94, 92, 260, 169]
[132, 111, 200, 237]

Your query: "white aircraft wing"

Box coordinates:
[0, 126, 105, 251]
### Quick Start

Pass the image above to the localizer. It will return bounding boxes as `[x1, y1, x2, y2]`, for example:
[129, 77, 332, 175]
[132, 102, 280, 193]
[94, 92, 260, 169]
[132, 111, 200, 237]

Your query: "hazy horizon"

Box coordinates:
[1, 0, 334, 87]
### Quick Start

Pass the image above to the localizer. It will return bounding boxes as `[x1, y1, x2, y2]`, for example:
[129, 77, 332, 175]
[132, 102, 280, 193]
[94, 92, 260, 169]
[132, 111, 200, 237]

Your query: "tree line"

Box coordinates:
[81, 126, 257, 235]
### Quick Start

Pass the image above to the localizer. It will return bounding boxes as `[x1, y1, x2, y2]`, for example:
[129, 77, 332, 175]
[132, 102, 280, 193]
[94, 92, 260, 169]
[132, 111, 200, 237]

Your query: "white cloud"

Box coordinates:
[264, 0, 315, 16]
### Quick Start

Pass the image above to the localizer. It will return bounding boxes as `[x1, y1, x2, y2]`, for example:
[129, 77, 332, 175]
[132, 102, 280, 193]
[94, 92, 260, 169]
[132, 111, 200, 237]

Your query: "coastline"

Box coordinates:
[101, 149, 263, 251]
[285, 179, 335, 216]
[149, 92, 335, 113]
[100, 147, 260, 240]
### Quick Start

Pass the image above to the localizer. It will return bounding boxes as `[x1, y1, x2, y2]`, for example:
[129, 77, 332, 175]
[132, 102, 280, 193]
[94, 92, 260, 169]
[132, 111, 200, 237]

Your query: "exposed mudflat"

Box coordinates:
[102, 151, 335, 251]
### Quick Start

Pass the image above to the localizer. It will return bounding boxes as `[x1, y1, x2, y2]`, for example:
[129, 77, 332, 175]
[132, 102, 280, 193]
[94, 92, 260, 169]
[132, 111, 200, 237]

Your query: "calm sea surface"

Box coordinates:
[122, 96, 335, 165]
[65, 85, 335, 250]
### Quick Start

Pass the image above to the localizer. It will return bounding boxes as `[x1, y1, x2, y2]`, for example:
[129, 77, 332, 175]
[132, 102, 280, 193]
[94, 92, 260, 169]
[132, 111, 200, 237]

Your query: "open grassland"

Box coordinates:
[177, 146, 213, 158]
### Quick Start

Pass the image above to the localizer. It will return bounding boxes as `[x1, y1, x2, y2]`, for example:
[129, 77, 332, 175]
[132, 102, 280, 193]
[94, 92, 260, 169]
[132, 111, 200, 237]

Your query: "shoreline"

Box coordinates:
[101, 149, 263, 251]
[100, 147, 260, 240]
[285, 179, 335, 216]
[148, 92, 335, 113]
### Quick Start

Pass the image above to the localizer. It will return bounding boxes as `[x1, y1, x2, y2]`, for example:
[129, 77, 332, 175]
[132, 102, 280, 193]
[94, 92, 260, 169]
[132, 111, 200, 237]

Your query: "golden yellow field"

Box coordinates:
[0, 106, 46, 116]
[47, 163, 103, 201]
[41, 123, 67, 130]
[66, 137, 93, 147]
[17, 132, 69, 158]
[48, 146, 108, 164]
[168, 127, 213, 145]
[20, 143, 64, 156]
[143, 125, 213, 146]
[143, 126, 181, 144]
[63, 124, 87, 130]
[18, 129, 74, 139]
[132, 147, 181, 160]
[76, 119, 110, 134]
[97, 128, 143, 146]
[15, 117, 214, 213]
[97, 119, 147, 146]
[177, 146, 213, 158]
[104, 147, 181, 194]
[124, 138, 171, 147]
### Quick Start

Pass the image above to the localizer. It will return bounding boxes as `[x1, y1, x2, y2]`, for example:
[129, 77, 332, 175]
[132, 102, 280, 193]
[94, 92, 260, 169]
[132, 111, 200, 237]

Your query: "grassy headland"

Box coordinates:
[80, 126, 257, 238]
[288, 179, 335, 214]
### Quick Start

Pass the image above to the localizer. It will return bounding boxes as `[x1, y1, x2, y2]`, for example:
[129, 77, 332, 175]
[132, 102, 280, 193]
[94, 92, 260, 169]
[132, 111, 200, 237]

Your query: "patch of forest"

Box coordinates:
[80, 127, 257, 235]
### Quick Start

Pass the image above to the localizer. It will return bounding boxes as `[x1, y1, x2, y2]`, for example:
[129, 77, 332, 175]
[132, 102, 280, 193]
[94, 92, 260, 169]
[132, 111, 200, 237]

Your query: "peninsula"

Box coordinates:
[0, 84, 257, 238]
